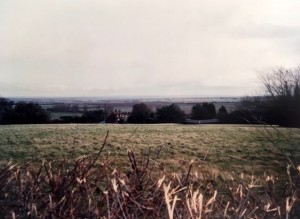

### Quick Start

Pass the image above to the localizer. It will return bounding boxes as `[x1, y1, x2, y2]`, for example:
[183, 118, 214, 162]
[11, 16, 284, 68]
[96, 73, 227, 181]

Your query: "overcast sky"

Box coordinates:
[0, 0, 299, 97]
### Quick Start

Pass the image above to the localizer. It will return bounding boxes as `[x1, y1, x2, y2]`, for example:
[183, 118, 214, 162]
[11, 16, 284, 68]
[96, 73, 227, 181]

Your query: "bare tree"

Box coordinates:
[257, 67, 300, 127]
[259, 67, 300, 100]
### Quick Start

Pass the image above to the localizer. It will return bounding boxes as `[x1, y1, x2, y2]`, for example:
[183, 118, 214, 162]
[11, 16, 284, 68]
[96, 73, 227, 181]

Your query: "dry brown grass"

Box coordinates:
[0, 131, 299, 218]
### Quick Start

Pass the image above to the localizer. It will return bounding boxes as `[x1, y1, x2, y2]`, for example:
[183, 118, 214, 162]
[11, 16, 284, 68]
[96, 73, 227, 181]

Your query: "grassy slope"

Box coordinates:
[0, 124, 299, 177]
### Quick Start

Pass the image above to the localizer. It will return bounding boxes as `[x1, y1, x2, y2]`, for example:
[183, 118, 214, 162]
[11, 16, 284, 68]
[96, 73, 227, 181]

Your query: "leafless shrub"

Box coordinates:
[259, 67, 300, 99]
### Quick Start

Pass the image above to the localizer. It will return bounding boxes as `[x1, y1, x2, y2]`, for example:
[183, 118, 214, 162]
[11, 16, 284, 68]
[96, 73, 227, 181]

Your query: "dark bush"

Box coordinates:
[81, 110, 106, 123]
[227, 110, 259, 124]
[217, 105, 228, 123]
[0, 98, 14, 123]
[105, 112, 118, 123]
[127, 103, 151, 124]
[2, 102, 49, 124]
[191, 102, 216, 120]
[156, 104, 185, 123]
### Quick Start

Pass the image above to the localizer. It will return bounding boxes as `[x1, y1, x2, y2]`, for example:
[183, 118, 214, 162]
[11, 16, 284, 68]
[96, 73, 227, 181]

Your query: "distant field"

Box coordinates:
[0, 124, 299, 178]
[50, 112, 83, 120]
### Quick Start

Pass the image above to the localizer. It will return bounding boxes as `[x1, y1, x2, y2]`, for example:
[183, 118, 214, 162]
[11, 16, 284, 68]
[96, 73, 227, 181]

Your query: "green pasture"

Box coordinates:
[0, 124, 299, 177]
[50, 112, 83, 120]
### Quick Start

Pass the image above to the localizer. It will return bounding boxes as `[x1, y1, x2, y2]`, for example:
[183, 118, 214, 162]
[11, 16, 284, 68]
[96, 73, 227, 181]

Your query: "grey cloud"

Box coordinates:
[232, 24, 300, 39]
[0, 0, 300, 97]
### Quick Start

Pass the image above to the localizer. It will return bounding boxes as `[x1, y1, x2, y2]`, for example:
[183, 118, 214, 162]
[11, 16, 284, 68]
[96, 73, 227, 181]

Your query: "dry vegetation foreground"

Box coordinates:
[0, 124, 299, 177]
[1, 124, 300, 218]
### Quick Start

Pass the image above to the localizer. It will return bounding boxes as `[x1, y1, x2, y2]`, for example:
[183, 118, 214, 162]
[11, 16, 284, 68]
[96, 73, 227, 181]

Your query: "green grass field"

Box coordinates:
[50, 112, 83, 120]
[0, 124, 299, 178]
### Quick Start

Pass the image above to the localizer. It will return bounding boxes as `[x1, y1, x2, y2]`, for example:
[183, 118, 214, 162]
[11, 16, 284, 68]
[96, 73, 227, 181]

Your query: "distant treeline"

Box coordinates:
[0, 96, 299, 127]
[0, 99, 50, 124]
[0, 96, 296, 127]
[1, 67, 299, 127]
[0, 98, 223, 124]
